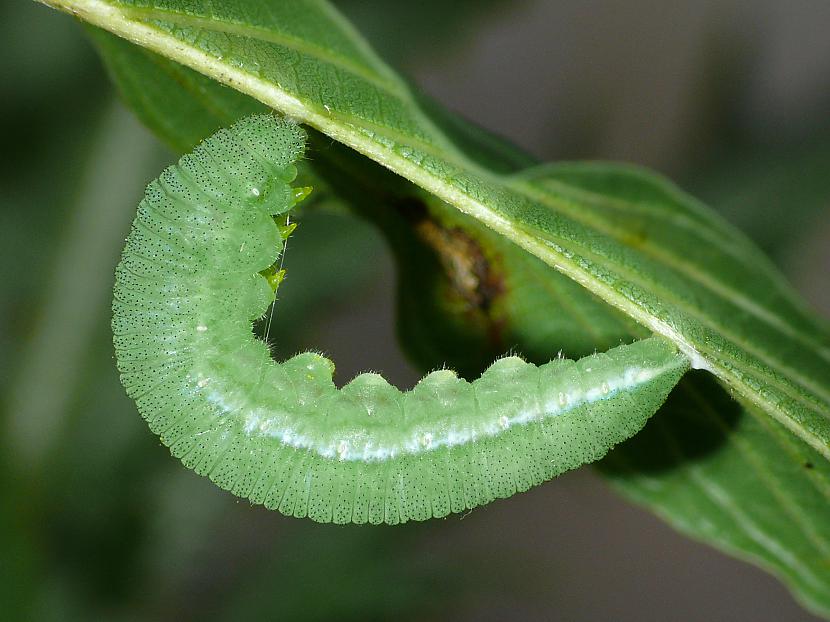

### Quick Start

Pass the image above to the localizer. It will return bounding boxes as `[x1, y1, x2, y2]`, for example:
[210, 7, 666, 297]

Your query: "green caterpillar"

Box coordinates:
[112, 114, 689, 524]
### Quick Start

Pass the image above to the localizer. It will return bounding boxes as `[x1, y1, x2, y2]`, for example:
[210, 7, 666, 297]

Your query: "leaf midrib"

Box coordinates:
[121, 6, 406, 96]
[511, 179, 827, 354]
[525, 226, 830, 413]
[520, 172, 799, 295]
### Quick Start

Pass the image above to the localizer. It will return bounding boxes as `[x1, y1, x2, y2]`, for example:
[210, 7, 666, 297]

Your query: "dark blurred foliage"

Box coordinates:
[2, 1, 828, 620]
[690, 121, 830, 266]
[335, 0, 522, 66]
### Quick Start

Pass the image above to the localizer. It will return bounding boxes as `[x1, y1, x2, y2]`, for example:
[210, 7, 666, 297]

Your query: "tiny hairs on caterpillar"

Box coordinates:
[112, 114, 689, 525]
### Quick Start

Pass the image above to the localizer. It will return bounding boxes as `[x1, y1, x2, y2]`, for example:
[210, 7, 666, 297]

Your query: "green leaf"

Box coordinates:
[603, 372, 830, 617]
[38, 0, 830, 460]
[33, 0, 830, 614]
[404, 182, 830, 618]
[506, 164, 830, 617]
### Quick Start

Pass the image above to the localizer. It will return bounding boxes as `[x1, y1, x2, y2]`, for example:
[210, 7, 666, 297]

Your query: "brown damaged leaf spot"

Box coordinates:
[396, 197, 508, 347]
[415, 220, 504, 311]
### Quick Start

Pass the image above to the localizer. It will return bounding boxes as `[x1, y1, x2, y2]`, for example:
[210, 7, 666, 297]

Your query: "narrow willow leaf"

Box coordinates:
[37, 0, 830, 461]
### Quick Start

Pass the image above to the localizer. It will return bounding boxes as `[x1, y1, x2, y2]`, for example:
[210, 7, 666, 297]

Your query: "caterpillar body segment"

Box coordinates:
[112, 114, 688, 524]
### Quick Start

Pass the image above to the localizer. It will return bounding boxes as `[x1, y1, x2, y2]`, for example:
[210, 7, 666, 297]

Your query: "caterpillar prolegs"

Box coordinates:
[112, 114, 689, 524]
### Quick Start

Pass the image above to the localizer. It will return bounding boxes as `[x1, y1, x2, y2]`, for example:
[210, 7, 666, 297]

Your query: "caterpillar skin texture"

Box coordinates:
[112, 114, 689, 525]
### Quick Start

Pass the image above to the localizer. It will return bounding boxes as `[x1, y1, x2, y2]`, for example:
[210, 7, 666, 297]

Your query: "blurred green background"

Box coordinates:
[2, 1, 829, 620]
